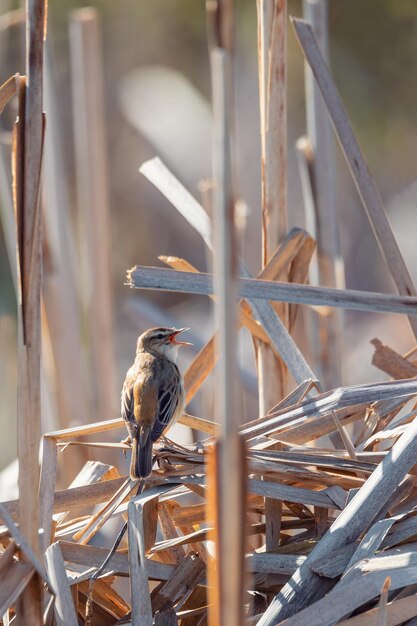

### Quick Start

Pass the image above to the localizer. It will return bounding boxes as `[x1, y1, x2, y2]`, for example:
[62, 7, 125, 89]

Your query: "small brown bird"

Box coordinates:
[121, 327, 191, 479]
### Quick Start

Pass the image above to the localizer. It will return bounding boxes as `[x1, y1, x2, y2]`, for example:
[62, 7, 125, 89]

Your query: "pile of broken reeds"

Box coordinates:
[3, 0, 417, 625]
[4, 369, 417, 625]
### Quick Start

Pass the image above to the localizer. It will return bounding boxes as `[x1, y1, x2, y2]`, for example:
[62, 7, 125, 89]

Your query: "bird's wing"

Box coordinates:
[151, 365, 183, 442]
[122, 363, 158, 442]
[133, 370, 158, 429]
[121, 367, 135, 430]
[123, 359, 183, 444]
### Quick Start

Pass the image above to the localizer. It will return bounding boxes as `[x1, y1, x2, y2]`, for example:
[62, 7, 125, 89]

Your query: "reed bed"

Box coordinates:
[1, 1, 417, 625]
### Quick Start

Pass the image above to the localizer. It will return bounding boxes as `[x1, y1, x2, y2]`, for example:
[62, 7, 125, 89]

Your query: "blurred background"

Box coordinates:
[1, 0, 417, 487]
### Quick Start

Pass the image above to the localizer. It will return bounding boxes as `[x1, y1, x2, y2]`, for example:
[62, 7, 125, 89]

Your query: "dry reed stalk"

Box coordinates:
[128, 265, 364, 459]
[140, 157, 212, 249]
[0, 75, 17, 111]
[2, 368, 417, 624]
[3, 4, 417, 626]
[295, 136, 332, 381]
[256, 0, 288, 550]
[271, 566, 417, 626]
[302, 0, 345, 390]
[139, 165, 319, 430]
[72, 478, 134, 544]
[0, 75, 20, 295]
[151, 551, 205, 614]
[371, 338, 417, 379]
[127, 265, 417, 316]
[139, 160, 326, 393]
[9, 0, 46, 621]
[0, 562, 35, 618]
[159, 254, 271, 343]
[161, 228, 314, 402]
[45, 542, 78, 626]
[39, 436, 58, 554]
[257, 414, 417, 624]
[291, 17, 417, 340]
[207, 19, 246, 621]
[0, 20, 22, 283]
[255, 0, 288, 409]
[0, 504, 50, 587]
[338, 595, 417, 626]
[257, 0, 287, 255]
[42, 48, 90, 440]
[128, 487, 175, 626]
[286, 236, 316, 330]
[158, 501, 188, 564]
[59, 540, 176, 581]
[69, 8, 115, 424]
[45, 411, 215, 439]
[14, 18, 43, 552]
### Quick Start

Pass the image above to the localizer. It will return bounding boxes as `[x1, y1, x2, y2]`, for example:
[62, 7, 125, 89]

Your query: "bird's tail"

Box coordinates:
[129, 430, 153, 479]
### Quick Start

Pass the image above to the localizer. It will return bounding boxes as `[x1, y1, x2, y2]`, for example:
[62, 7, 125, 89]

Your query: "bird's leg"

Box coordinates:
[120, 434, 132, 459]
[195, 440, 205, 454]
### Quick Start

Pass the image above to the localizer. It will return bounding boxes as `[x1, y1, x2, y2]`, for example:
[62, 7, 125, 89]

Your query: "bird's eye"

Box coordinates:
[156, 333, 163, 339]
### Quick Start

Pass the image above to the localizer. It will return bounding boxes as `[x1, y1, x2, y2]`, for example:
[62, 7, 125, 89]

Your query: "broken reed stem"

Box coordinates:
[45, 542, 78, 626]
[291, 17, 417, 340]
[162, 229, 312, 405]
[127, 265, 417, 317]
[3, 374, 417, 621]
[85, 479, 145, 626]
[257, 408, 417, 626]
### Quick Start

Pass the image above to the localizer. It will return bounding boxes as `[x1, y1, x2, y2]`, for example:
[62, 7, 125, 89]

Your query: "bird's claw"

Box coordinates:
[195, 441, 205, 454]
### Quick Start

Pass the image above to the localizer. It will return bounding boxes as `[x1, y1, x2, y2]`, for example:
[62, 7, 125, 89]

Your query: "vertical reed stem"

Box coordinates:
[207, 2, 246, 623]
[303, 0, 345, 390]
[69, 8, 115, 424]
[256, 0, 288, 551]
[16, 0, 46, 622]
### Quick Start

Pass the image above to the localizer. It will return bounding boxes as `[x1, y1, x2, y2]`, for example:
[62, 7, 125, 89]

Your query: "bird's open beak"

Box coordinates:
[169, 327, 193, 346]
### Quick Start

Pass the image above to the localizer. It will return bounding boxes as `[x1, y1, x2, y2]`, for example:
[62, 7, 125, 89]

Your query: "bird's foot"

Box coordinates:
[120, 435, 132, 458]
[195, 440, 205, 454]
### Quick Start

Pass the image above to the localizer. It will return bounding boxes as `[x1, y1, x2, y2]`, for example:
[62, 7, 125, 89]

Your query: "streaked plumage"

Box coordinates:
[121, 327, 190, 479]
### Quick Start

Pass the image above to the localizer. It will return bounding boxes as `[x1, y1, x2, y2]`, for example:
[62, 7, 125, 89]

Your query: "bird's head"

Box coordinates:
[137, 327, 192, 363]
